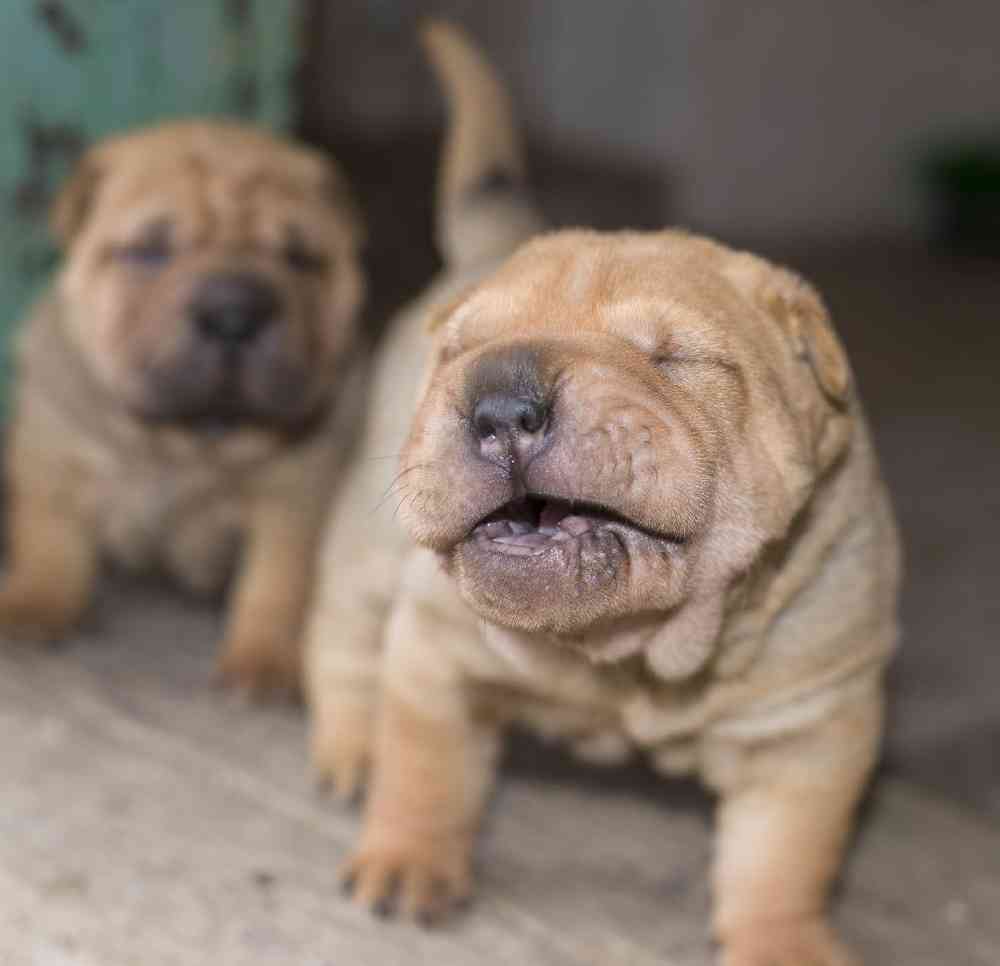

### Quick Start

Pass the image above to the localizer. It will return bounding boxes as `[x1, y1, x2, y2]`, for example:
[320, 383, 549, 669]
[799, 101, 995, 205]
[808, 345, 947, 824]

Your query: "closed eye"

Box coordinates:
[285, 243, 328, 273]
[652, 353, 743, 380]
[116, 219, 172, 267]
[284, 227, 329, 273]
[116, 239, 170, 266]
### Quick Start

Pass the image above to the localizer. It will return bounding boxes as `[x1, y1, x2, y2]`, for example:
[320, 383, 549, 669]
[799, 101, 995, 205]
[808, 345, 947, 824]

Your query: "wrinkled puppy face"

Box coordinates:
[53, 121, 364, 431]
[399, 230, 853, 657]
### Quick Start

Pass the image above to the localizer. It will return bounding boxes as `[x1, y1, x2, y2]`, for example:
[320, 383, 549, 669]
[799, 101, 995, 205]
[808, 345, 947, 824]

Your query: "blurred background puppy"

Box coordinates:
[0, 120, 365, 698]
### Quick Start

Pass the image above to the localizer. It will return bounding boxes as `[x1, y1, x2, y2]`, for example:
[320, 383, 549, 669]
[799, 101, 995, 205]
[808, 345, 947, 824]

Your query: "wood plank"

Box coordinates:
[0, 580, 997, 965]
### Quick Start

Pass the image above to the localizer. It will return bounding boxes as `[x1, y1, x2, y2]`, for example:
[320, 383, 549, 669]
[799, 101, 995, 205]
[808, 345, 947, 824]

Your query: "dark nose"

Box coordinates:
[190, 272, 279, 343]
[472, 391, 549, 464]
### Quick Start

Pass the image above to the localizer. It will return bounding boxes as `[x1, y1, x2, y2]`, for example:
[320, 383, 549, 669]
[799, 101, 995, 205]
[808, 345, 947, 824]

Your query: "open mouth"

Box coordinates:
[470, 495, 672, 557]
[456, 493, 691, 631]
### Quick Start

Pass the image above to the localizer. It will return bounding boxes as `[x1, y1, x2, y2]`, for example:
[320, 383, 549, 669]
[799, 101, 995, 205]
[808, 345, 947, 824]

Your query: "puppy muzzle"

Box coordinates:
[187, 271, 281, 345]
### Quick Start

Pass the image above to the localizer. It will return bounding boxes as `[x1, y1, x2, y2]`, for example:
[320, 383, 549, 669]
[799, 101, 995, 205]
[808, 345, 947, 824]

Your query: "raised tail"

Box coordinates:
[420, 19, 543, 270]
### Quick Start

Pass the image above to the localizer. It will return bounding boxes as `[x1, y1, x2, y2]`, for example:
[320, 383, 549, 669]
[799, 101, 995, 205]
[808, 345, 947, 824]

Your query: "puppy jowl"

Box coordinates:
[0, 119, 366, 698]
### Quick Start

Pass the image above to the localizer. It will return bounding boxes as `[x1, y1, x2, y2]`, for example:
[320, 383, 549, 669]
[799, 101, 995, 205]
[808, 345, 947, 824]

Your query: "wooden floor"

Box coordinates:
[1, 580, 998, 966]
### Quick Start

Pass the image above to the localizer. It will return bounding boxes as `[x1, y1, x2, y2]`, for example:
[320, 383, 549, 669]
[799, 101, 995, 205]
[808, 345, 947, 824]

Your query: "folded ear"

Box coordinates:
[764, 267, 851, 405]
[726, 254, 851, 406]
[50, 154, 103, 249]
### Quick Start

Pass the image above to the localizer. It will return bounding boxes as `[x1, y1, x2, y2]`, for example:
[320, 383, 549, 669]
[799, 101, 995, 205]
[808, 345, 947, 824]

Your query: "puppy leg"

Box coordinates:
[216, 499, 319, 699]
[164, 510, 239, 599]
[342, 588, 499, 923]
[709, 686, 882, 966]
[305, 552, 394, 800]
[0, 483, 98, 641]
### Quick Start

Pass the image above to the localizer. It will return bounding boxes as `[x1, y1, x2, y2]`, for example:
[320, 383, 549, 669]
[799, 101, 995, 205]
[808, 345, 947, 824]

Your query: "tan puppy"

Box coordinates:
[0, 120, 366, 696]
[312, 23, 900, 966]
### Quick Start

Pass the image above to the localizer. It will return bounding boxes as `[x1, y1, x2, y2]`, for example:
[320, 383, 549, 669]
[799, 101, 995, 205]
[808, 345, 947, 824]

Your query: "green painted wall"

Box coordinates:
[0, 0, 301, 401]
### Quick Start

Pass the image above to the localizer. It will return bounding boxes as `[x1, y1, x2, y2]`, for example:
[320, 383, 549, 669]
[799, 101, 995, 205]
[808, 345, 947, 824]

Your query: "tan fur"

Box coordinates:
[307, 22, 900, 966]
[0, 120, 366, 697]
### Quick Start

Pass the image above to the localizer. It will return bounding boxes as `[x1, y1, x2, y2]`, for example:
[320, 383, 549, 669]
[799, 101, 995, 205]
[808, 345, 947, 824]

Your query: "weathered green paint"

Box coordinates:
[0, 0, 301, 404]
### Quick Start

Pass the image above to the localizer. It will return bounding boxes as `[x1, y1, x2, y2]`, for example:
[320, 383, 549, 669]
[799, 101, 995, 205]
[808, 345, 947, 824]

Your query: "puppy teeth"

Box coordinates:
[507, 520, 534, 535]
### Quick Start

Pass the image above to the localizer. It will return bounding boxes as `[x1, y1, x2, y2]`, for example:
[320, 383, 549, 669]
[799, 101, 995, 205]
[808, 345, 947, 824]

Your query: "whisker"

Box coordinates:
[391, 491, 413, 522]
[373, 463, 433, 514]
[396, 487, 426, 523]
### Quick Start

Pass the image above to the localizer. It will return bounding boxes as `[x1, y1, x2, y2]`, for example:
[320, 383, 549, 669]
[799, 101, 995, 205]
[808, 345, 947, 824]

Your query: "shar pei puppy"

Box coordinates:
[310, 22, 900, 966]
[0, 120, 366, 697]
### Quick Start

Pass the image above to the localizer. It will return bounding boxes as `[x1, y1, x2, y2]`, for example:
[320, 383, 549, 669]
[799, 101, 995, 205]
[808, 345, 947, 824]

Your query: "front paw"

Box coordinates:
[216, 634, 303, 701]
[311, 698, 375, 802]
[0, 578, 82, 642]
[721, 917, 860, 966]
[340, 837, 473, 925]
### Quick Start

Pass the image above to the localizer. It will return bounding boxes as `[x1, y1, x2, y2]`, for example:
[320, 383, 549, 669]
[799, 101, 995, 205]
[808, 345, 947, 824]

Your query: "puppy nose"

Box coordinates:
[190, 272, 279, 343]
[472, 391, 549, 463]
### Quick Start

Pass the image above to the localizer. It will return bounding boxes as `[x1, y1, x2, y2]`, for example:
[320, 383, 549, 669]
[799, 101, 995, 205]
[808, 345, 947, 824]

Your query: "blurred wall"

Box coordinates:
[303, 0, 1000, 246]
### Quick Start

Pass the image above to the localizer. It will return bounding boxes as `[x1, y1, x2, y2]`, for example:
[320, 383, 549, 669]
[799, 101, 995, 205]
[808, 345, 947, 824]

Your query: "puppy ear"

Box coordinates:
[50, 155, 103, 249]
[765, 269, 850, 405]
[727, 255, 850, 406]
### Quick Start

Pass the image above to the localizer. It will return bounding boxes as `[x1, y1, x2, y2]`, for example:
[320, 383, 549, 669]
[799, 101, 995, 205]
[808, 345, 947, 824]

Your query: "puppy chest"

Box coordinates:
[478, 674, 713, 778]
[96, 471, 242, 577]
[483, 654, 883, 794]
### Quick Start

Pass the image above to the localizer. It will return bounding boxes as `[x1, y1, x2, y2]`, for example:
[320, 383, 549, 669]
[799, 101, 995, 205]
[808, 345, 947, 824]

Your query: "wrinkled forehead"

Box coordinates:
[449, 236, 765, 356]
[91, 151, 331, 246]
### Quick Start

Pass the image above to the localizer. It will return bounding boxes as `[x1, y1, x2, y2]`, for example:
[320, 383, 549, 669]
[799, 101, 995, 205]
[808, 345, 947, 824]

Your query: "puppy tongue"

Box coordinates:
[539, 501, 593, 536]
